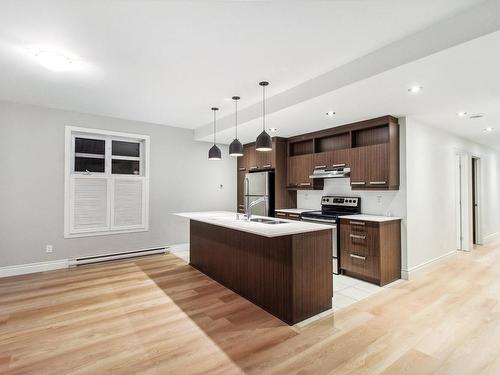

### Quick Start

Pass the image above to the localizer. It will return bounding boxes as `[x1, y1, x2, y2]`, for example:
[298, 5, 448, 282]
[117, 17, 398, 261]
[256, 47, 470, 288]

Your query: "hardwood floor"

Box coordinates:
[0, 241, 499, 374]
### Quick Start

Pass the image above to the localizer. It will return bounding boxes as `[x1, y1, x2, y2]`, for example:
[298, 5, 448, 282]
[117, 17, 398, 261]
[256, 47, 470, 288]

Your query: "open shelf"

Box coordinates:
[314, 132, 350, 153]
[289, 139, 314, 156]
[352, 125, 389, 148]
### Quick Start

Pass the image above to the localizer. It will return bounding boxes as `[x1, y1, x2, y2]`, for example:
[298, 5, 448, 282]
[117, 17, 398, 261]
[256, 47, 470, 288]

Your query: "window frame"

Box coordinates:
[64, 126, 150, 238]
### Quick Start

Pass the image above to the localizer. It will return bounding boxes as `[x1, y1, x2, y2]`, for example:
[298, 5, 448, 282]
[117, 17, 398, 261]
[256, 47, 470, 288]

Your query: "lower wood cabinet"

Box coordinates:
[340, 218, 401, 286]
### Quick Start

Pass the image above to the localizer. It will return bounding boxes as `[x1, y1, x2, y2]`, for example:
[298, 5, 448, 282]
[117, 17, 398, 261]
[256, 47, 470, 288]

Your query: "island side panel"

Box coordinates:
[189, 219, 294, 324]
[291, 229, 333, 323]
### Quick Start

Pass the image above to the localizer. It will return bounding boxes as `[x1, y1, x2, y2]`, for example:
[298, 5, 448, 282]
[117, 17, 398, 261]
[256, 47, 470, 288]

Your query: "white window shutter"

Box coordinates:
[70, 177, 109, 232]
[112, 178, 145, 228]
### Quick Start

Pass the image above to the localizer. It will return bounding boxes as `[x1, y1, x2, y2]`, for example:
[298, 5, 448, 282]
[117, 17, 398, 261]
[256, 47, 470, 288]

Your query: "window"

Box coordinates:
[64, 126, 150, 238]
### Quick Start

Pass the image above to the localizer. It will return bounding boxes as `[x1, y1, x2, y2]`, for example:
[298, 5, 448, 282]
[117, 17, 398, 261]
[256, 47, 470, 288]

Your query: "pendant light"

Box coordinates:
[229, 96, 244, 157]
[255, 81, 272, 151]
[208, 107, 222, 160]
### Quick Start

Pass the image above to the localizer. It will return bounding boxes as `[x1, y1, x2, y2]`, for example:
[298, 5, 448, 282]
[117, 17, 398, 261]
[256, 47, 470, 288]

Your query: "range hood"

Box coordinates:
[309, 166, 351, 179]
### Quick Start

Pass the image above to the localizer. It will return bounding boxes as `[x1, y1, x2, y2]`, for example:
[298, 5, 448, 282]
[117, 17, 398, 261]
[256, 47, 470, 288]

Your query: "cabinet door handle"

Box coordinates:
[314, 165, 326, 169]
[332, 163, 346, 167]
[238, 204, 245, 208]
[351, 181, 366, 185]
[299, 182, 311, 186]
[349, 221, 365, 226]
[289, 213, 300, 218]
[249, 166, 258, 170]
[350, 234, 366, 240]
[263, 164, 272, 168]
[238, 167, 246, 171]
[350, 254, 366, 260]
[369, 181, 387, 185]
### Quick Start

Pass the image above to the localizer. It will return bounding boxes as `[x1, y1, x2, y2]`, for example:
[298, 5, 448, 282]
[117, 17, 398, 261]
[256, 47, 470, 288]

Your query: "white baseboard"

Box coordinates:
[401, 250, 457, 280]
[483, 231, 500, 244]
[0, 259, 69, 278]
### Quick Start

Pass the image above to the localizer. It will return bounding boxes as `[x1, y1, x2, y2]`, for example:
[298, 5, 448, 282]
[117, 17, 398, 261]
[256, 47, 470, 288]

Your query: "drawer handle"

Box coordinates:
[369, 181, 387, 185]
[299, 182, 311, 186]
[350, 234, 366, 240]
[276, 212, 287, 217]
[314, 165, 327, 169]
[289, 214, 300, 218]
[349, 221, 365, 226]
[238, 204, 245, 207]
[350, 254, 366, 260]
[351, 181, 365, 185]
[249, 166, 258, 170]
[332, 163, 346, 167]
[238, 167, 246, 171]
[263, 164, 272, 168]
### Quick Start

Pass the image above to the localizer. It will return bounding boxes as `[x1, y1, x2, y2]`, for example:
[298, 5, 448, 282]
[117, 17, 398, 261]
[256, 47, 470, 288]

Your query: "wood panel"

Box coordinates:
[287, 154, 313, 188]
[1, 240, 499, 373]
[190, 220, 332, 324]
[352, 125, 390, 147]
[315, 132, 350, 152]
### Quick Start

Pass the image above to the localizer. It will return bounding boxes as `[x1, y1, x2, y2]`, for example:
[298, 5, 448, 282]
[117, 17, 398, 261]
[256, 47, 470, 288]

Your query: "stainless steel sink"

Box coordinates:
[249, 218, 287, 224]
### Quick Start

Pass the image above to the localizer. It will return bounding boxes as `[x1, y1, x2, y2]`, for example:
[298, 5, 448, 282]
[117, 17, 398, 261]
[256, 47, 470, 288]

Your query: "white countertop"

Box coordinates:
[175, 211, 332, 237]
[274, 208, 316, 214]
[338, 214, 402, 222]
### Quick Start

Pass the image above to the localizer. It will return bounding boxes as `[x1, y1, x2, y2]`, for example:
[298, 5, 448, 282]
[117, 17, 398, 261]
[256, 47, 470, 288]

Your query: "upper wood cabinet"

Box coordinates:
[286, 116, 399, 191]
[287, 154, 313, 188]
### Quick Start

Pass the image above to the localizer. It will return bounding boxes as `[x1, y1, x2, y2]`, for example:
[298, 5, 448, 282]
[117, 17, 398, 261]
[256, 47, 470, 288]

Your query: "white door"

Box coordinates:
[455, 154, 463, 250]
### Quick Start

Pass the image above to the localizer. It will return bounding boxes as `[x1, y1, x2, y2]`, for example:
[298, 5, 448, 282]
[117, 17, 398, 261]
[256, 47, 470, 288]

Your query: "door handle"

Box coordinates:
[238, 167, 246, 171]
[263, 164, 272, 168]
[349, 221, 365, 226]
[350, 234, 366, 240]
[351, 181, 365, 185]
[350, 254, 366, 260]
[314, 165, 327, 169]
[299, 182, 311, 186]
[332, 163, 346, 167]
[369, 181, 387, 185]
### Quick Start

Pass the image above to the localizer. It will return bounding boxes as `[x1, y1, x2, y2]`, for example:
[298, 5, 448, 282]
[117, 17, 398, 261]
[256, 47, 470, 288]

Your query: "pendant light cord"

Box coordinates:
[213, 110, 216, 145]
[235, 99, 238, 139]
[262, 85, 266, 131]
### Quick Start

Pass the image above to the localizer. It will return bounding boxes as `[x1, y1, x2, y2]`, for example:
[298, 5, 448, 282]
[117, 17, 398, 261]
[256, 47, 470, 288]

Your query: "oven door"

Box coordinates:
[300, 217, 338, 274]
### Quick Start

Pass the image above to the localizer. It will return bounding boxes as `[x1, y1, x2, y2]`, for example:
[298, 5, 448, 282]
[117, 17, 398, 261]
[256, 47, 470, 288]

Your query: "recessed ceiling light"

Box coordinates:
[269, 128, 278, 132]
[456, 111, 467, 117]
[484, 127, 494, 132]
[408, 86, 423, 93]
[33, 50, 75, 72]
[326, 111, 336, 117]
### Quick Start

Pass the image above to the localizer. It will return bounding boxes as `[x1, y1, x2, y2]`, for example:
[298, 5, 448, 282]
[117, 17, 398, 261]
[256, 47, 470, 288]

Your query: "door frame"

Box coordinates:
[455, 152, 472, 251]
[471, 156, 482, 245]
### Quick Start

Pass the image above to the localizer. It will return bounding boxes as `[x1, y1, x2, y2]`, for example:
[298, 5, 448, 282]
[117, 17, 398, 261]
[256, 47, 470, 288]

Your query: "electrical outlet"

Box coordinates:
[46, 245, 53, 253]
[377, 195, 382, 205]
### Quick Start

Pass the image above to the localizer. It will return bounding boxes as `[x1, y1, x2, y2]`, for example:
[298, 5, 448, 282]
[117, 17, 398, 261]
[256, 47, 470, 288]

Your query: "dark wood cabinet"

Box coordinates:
[340, 218, 401, 286]
[350, 144, 391, 189]
[313, 149, 351, 170]
[287, 154, 313, 188]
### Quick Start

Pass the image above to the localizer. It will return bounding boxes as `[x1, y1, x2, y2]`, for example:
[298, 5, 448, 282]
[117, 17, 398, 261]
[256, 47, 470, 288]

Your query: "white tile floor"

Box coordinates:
[169, 243, 387, 327]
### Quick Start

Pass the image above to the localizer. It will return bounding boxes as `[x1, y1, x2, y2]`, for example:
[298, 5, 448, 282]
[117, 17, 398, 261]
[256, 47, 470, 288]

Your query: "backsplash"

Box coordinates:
[297, 178, 405, 217]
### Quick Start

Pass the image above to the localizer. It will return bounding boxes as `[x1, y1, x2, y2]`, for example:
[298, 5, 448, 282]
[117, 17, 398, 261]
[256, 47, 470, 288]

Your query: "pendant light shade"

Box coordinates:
[255, 81, 272, 152]
[229, 96, 244, 157]
[208, 107, 222, 160]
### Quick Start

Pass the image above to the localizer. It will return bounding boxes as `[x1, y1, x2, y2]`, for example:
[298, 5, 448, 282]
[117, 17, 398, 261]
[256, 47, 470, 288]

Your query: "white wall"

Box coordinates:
[405, 117, 500, 273]
[0, 101, 236, 267]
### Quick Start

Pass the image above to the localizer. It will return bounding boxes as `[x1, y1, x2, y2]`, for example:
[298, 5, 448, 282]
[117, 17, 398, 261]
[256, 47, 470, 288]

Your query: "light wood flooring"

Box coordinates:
[1, 241, 499, 374]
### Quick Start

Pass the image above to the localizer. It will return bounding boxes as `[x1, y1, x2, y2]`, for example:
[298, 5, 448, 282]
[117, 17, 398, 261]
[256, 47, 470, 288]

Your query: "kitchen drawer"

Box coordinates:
[341, 249, 379, 280]
[287, 213, 301, 221]
[275, 211, 302, 221]
[275, 211, 288, 218]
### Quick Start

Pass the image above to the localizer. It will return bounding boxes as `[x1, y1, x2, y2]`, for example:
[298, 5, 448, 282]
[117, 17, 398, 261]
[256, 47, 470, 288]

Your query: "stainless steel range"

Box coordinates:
[301, 196, 361, 274]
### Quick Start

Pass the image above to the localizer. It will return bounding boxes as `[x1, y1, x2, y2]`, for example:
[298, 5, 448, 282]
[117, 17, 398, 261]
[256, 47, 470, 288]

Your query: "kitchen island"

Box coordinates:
[176, 211, 333, 324]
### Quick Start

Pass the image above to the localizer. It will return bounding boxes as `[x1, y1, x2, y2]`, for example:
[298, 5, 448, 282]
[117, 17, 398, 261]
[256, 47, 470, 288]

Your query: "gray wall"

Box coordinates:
[0, 101, 236, 267]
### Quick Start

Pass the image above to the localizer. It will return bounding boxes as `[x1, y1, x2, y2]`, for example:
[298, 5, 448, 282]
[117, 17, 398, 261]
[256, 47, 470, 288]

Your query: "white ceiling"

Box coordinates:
[0, 0, 487, 129]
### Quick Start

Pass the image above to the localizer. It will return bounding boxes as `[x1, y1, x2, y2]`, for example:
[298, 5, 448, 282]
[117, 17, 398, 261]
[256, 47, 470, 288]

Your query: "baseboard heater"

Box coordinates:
[69, 247, 169, 267]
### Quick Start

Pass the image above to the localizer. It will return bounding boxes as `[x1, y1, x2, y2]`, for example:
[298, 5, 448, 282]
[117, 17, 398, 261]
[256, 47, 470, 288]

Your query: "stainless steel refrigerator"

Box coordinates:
[244, 171, 275, 217]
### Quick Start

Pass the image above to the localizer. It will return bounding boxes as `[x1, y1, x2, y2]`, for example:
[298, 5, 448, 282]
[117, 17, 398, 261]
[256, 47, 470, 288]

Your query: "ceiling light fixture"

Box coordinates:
[229, 96, 244, 157]
[269, 128, 278, 132]
[456, 111, 467, 117]
[33, 50, 74, 72]
[326, 111, 336, 117]
[484, 127, 494, 132]
[255, 81, 272, 152]
[469, 114, 484, 120]
[208, 107, 222, 160]
[408, 85, 422, 93]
